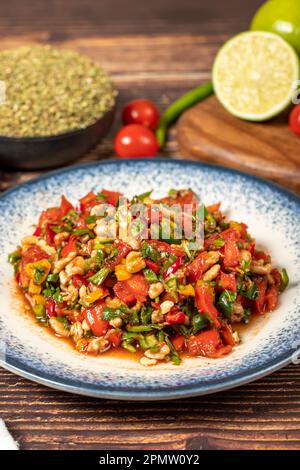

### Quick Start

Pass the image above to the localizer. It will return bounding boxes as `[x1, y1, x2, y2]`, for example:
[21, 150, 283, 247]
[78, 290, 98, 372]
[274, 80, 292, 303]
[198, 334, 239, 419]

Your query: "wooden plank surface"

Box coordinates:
[177, 96, 300, 194]
[0, 0, 299, 451]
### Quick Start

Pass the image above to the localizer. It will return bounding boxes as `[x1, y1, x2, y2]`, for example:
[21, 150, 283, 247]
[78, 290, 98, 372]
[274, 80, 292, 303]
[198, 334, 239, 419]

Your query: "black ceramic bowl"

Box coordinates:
[0, 106, 116, 171]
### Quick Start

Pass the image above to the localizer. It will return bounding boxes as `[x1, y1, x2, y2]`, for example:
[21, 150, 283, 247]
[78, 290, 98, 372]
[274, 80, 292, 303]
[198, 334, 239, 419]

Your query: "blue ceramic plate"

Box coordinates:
[0, 159, 299, 400]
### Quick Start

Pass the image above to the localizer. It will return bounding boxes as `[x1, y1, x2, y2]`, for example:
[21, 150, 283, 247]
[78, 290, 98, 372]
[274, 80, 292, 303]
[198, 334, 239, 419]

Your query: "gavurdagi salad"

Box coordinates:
[9, 188, 288, 366]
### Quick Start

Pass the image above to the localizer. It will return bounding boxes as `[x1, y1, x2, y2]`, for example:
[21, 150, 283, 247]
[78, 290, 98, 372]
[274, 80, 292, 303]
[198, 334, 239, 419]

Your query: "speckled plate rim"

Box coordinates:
[0, 158, 299, 401]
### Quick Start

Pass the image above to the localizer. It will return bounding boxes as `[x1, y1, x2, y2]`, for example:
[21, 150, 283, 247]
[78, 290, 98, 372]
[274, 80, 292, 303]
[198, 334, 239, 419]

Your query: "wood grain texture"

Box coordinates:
[0, 0, 299, 451]
[1, 365, 300, 450]
[177, 96, 300, 194]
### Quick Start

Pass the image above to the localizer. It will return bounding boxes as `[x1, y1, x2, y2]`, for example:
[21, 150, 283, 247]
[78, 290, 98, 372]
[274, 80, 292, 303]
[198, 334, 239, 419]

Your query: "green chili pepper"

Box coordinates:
[33, 304, 48, 324]
[143, 268, 158, 284]
[73, 228, 95, 238]
[163, 335, 181, 365]
[191, 313, 208, 334]
[165, 277, 178, 302]
[239, 282, 259, 300]
[88, 267, 110, 286]
[156, 81, 213, 148]
[131, 190, 153, 203]
[126, 325, 155, 333]
[141, 242, 160, 262]
[47, 273, 59, 283]
[217, 290, 237, 319]
[8, 248, 21, 266]
[121, 340, 136, 353]
[85, 215, 97, 224]
[140, 304, 153, 324]
[242, 308, 251, 324]
[280, 268, 289, 292]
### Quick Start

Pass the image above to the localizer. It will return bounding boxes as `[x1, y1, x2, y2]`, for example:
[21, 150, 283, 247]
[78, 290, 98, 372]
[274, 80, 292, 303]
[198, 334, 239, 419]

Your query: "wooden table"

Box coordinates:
[0, 0, 299, 450]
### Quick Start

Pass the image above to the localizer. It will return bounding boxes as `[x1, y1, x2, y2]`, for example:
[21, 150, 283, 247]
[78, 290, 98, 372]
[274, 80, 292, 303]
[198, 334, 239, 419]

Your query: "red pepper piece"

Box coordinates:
[195, 284, 220, 328]
[220, 271, 236, 292]
[60, 195, 74, 217]
[46, 299, 56, 318]
[163, 257, 183, 279]
[165, 311, 187, 324]
[61, 235, 77, 258]
[145, 258, 160, 274]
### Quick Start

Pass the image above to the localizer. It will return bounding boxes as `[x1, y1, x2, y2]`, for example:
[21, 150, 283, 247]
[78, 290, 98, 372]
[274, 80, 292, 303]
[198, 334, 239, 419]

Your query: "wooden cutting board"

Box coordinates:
[177, 96, 300, 194]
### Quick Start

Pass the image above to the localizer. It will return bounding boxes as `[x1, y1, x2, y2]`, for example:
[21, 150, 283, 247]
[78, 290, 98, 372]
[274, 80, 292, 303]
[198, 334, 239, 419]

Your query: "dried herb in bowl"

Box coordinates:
[0, 45, 117, 137]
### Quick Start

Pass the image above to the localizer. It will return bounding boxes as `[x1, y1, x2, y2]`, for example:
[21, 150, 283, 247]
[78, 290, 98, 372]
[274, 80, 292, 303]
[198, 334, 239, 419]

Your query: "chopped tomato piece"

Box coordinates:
[108, 331, 122, 347]
[46, 299, 56, 318]
[187, 329, 222, 357]
[83, 302, 109, 337]
[79, 191, 97, 214]
[254, 279, 267, 314]
[75, 217, 87, 229]
[101, 189, 122, 207]
[45, 224, 56, 246]
[204, 232, 222, 250]
[266, 286, 278, 311]
[61, 235, 77, 258]
[60, 195, 74, 217]
[147, 240, 185, 257]
[105, 240, 132, 269]
[125, 274, 149, 302]
[220, 271, 236, 292]
[165, 311, 187, 325]
[33, 226, 42, 237]
[171, 335, 186, 352]
[221, 323, 236, 347]
[38, 207, 61, 227]
[186, 252, 207, 282]
[113, 281, 136, 305]
[114, 273, 149, 305]
[207, 202, 221, 213]
[253, 250, 270, 263]
[156, 189, 195, 207]
[195, 284, 220, 328]
[22, 246, 50, 263]
[222, 229, 239, 268]
[72, 274, 89, 288]
[270, 268, 282, 289]
[145, 258, 160, 274]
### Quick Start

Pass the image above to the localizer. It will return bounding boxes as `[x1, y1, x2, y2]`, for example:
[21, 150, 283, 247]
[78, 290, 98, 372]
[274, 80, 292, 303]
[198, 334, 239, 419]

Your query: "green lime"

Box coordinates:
[212, 31, 299, 121]
[251, 0, 300, 55]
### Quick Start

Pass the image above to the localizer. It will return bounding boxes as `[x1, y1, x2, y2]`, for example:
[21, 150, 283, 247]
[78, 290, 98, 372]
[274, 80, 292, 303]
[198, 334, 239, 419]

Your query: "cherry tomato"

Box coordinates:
[122, 99, 160, 130]
[114, 124, 158, 158]
[289, 105, 300, 136]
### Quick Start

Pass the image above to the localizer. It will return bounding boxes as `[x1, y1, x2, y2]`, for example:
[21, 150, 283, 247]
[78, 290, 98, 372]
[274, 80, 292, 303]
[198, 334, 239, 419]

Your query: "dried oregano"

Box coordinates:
[0, 45, 117, 137]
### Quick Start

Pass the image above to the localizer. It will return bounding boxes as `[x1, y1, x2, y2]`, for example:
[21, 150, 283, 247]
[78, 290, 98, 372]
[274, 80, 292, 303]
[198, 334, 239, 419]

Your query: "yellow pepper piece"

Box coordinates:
[85, 288, 104, 304]
[25, 259, 51, 284]
[179, 284, 195, 296]
[115, 263, 132, 281]
[28, 280, 42, 294]
[229, 221, 242, 233]
[33, 294, 46, 305]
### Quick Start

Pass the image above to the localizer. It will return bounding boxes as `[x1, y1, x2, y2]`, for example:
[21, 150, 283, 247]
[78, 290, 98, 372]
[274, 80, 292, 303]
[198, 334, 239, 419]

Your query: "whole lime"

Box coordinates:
[250, 0, 300, 55]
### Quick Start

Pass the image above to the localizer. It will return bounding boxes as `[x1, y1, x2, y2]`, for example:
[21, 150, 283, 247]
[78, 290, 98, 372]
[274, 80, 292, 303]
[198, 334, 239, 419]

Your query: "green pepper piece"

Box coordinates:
[217, 290, 237, 319]
[88, 267, 110, 286]
[156, 81, 213, 148]
[280, 268, 289, 292]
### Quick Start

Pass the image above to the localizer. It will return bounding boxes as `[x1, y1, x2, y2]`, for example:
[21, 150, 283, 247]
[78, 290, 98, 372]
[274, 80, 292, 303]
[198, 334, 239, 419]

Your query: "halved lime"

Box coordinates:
[212, 31, 300, 121]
